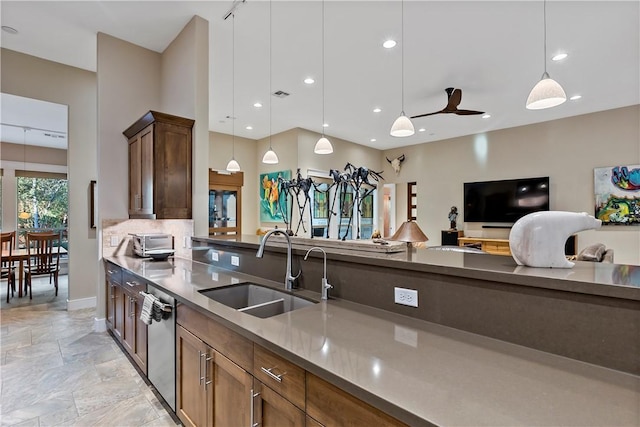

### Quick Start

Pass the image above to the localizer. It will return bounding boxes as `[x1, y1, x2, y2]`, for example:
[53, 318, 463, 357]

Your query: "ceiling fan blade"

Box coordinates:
[446, 88, 462, 109]
[454, 109, 485, 115]
[410, 111, 442, 119]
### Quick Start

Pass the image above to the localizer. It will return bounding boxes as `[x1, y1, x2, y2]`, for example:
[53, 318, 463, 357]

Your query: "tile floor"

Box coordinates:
[0, 276, 179, 426]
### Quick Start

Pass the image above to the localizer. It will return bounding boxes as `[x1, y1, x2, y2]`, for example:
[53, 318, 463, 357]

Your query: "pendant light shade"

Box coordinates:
[526, 71, 566, 110]
[262, 148, 279, 164]
[314, 136, 333, 154]
[390, 0, 414, 137]
[390, 112, 415, 137]
[526, 0, 566, 110]
[226, 158, 241, 172]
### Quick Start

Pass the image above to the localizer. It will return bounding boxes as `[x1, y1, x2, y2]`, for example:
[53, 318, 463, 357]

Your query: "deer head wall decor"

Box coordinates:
[386, 154, 406, 176]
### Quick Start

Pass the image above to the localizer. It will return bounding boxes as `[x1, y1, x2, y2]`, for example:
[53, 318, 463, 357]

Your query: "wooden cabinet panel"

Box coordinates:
[122, 293, 135, 354]
[254, 345, 306, 410]
[133, 292, 148, 374]
[113, 284, 124, 340]
[212, 350, 252, 427]
[177, 303, 253, 372]
[306, 415, 324, 427]
[254, 379, 305, 427]
[124, 111, 194, 219]
[306, 373, 407, 427]
[458, 237, 512, 256]
[176, 325, 211, 427]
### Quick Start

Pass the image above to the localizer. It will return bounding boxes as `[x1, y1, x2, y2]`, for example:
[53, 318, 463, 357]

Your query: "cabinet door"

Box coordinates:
[106, 281, 116, 331]
[132, 293, 147, 374]
[128, 124, 154, 217]
[113, 285, 124, 340]
[212, 349, 252, 427]
[154, 122, 191, 219]
[122, 293, 135, 354]
[176, 325, 210, 427]
[253, 379, 305, 427]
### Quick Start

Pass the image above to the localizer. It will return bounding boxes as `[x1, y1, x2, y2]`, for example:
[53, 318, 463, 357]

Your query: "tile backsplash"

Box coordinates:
[102, 219, 194, 259]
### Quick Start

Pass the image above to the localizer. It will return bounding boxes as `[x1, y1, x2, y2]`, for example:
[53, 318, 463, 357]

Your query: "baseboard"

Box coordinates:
[94, 317, 107, 332]
[66, 296, 97, 311]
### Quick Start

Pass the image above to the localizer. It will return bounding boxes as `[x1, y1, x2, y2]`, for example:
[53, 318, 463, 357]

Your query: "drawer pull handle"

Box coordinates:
[198, 351, 204, 385]
[125, 281, 137, 287]
[260, 366, 283, 383]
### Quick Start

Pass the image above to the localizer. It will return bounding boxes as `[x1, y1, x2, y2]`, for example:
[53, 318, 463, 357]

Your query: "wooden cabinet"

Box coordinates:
[176, 303, 406, 427]
[306, 373, 407, 427]
[176, 324, 253, 427]
[104, 261, 148, 374]
[124, 110, 195, 219]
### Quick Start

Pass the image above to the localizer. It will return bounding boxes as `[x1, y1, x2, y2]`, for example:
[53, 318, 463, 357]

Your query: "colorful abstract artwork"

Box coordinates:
[260, 170, 291, 222]
[594, 165, 640, 225]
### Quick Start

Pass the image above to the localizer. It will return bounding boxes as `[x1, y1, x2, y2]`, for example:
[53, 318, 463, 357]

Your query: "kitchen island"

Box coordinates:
[105, 250, 640, 426]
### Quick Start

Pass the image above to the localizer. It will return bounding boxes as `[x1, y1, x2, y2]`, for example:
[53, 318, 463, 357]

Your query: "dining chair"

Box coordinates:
[25, 232, 61, 300]
[1, 231, 17, 303]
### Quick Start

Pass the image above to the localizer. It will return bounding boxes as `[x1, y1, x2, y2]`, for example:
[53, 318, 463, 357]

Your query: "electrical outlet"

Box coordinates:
[394, 287, 418, 307]
[231, 256, 240, 267]
[211, 251, 219, 262]
[211, 272, 219, 281]
[110, 236, 119, 247]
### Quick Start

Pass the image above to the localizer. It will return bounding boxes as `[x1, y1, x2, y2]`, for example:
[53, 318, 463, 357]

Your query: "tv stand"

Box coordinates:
[458, 237, 511, 256]
[482, 225, 513, 229]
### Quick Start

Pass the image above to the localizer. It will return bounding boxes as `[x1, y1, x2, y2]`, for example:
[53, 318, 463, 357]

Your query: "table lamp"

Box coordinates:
[389, 220, 428, 258]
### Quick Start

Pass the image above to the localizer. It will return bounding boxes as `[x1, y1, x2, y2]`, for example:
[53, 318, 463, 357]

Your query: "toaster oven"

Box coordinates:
[132, 233, 174, 258]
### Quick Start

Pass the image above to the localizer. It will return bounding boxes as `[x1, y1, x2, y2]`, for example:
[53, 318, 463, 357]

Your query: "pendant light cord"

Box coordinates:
[321, 0, 325, 136]
[232, 13, 236, 159]
[268, 0, 273, 151]
[543, 0, 547, 74]
[401, 0, 405, 114]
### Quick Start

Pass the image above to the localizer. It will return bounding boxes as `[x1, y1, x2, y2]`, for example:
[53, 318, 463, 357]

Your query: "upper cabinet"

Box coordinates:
[124, 111, 195, 219]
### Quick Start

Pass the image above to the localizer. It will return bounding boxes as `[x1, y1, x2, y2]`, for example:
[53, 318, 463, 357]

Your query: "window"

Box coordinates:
[16, 174, 68, 248]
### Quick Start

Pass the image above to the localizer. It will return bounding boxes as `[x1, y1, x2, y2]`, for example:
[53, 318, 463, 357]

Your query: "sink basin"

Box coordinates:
[198, 283, 316, 318]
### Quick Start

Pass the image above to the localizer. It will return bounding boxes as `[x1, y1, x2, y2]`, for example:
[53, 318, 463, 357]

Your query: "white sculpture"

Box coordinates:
[509, 211, 602, 268]
[386, 154, 405, 176]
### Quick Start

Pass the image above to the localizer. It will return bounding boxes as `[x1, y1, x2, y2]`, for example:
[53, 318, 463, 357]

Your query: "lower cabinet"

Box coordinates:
[104, 261, 148, 374]
[176, 325, 253, 427]
[176, 304, 408, 427]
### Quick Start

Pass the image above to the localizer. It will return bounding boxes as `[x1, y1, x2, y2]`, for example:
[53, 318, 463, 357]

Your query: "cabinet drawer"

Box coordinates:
[105, 262, 122, 285]
[176, 303, 253, 372]
[253, 345, 305, 410]
[122, 271, 147, 294]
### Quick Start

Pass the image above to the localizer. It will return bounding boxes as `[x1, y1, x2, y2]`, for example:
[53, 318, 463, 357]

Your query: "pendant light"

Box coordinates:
[526, 0, 566, 110]
[262, 0, 279, 164]
[226, 13, 241, 172]
[314, 0, 333, 155]
[18, 128, 31, 220]
[390, 0, 414, 137]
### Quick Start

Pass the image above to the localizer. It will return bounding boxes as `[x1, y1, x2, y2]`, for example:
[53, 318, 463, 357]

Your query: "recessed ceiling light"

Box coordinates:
[245, 125, 253, 130]
[482, 114, 491, 119]
[418, 128, 426, 132]
[569, 95, 582, 101]
[1, 26, 18, 35]
[370, 138, 377, 142]
[253, 102, 262, 108]
[373, 108, 382, 113]
[304, 77, 315, 85]
[551, 53, 568, 61]
[322, 123, 329, 128]
[383, 40, 396, 49]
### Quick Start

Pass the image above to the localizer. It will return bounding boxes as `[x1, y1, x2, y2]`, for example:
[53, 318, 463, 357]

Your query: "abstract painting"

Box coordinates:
[260, 170, 291, 222]
[594, 165, 640, 225]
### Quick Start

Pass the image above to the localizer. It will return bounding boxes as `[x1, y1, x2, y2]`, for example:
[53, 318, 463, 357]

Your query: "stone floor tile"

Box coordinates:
[5, 340, 60, 362]
[94, 357, 138, 382]
[141, 413, 180, 426]
[58, 394, 158, 427]
[37, 405, 79, 427]
[4, 416, 39, 427]
[72, 375, 141, 417]
[1, 391, 74, 426]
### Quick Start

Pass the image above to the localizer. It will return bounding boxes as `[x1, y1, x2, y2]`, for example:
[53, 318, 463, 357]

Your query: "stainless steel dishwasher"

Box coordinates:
[146, 284, 176, 411]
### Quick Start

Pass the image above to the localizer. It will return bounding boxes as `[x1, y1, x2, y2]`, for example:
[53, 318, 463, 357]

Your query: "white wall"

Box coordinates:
[382, 105, 640, 265]
[1, 48, 99, 304]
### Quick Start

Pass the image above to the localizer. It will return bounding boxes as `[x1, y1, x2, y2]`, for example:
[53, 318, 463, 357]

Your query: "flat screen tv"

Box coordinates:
[464, 177, 550, 223]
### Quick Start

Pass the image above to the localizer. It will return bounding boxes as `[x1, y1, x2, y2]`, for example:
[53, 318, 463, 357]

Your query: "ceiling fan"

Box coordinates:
[411, 88, 485, 119]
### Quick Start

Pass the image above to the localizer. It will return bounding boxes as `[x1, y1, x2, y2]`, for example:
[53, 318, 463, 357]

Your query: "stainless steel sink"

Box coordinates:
[198, 283, 316, 318]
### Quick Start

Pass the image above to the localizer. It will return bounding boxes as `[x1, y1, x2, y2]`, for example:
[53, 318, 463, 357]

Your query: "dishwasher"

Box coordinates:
[145, 284, 176, 411]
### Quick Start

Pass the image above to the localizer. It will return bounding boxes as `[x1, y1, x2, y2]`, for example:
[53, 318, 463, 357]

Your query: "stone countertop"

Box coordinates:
[107, 255, 640, 427]
[193, 235, 640, 301]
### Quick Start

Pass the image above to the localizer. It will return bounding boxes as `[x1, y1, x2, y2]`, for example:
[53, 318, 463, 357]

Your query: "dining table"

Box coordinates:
[1, 247, 68, 297]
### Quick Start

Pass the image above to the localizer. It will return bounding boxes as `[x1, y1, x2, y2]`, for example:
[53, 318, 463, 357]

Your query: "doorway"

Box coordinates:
[382, 183, 396, 238]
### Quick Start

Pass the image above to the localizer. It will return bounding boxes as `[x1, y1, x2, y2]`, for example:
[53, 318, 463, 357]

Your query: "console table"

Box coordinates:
[458, 237, 511, 256]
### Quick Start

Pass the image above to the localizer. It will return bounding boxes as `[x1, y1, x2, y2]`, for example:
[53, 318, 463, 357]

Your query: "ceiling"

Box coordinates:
[1, 1, 638, 150]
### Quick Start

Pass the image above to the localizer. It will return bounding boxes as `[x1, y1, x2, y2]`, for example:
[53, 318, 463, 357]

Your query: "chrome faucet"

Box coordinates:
[256, 229, 297, 291]
[304, 247, 333, 300]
